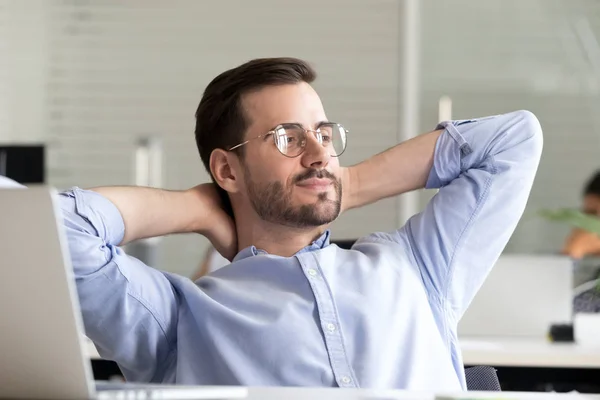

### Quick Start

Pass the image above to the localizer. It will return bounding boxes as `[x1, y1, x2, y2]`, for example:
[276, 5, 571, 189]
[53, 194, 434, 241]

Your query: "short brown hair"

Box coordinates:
[194, 57, 316, 214]
[195, 57, 316, 172]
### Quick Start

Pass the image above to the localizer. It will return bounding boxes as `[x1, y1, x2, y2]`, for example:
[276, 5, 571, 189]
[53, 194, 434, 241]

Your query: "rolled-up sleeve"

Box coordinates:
[400, 110, 543, 323]
[0, 176, 24, 188]
[59, 188, 178, 382]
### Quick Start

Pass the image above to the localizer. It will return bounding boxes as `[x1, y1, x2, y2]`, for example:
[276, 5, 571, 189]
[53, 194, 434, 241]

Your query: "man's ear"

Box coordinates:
[210, 149, 241, 193]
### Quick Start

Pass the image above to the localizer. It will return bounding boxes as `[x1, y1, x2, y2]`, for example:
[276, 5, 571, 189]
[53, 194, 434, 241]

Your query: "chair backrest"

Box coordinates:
[464, 366, 501, 391]
[573, 278, 600, 313]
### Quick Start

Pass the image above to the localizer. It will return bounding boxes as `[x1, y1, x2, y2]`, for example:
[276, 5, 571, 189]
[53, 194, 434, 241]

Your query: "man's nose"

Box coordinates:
[301, 133, 331, 168]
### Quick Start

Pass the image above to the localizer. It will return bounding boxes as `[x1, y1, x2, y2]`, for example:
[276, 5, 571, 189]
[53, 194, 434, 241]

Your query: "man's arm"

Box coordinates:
[60, 184, 233, 382]
[60, 188, 179, 382]
[343, 129, 442, 211]
[91, 185, 236, 257]
[346, 110, 543, 322]
[0, 175, 24, 188]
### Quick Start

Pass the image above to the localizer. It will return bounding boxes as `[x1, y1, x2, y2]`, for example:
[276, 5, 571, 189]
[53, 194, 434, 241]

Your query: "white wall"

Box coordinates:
[0, 0, 47, 143]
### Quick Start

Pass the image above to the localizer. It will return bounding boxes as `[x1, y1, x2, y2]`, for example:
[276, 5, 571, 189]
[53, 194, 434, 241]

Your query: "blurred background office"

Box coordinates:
[2, 0, 600, 278]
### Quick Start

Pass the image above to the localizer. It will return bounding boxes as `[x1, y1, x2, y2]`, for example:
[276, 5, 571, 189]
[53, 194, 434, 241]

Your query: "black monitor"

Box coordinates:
[0, 145, 45, 184]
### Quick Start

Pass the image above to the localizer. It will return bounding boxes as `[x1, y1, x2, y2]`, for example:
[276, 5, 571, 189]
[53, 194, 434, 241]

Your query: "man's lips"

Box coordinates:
[296, 178, 333, 190]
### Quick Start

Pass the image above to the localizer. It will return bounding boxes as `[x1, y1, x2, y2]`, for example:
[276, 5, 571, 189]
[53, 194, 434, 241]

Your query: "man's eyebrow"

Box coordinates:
[315, 120, 331, 129]
[269, 121, 331, 130]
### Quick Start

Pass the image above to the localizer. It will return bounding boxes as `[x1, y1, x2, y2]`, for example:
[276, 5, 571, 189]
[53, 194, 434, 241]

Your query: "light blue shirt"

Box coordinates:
[0, 175, 23, 188]
[59, 110, 542, 390]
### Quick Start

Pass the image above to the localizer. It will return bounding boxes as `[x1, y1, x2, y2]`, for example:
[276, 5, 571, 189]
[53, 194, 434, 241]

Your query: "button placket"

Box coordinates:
[297, 253, 358, 388]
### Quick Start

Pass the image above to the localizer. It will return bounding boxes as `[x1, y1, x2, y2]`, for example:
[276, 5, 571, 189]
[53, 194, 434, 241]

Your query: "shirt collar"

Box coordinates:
[232, 230, 331, 262]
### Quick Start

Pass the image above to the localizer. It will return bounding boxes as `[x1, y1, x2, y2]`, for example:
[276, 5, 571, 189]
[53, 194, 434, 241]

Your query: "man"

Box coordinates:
[59, 58, 542, 389]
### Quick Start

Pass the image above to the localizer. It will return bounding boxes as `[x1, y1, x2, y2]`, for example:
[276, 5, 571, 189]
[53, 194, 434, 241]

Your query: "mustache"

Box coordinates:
[293, 169, 338, 184]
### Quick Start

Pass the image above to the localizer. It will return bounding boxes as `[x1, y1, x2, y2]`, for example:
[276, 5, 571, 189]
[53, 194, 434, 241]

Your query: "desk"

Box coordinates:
[461, 337, 600, 368]
[460, 337, 600, 392]
[243, 387, 600, 399]
[85, 338, 600, 392]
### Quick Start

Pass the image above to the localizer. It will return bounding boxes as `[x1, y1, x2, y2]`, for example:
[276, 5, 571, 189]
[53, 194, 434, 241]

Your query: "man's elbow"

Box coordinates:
[513, 109, 544, 162]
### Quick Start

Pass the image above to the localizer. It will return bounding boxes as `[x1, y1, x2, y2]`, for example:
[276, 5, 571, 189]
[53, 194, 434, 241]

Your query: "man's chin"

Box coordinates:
[302, 202, 341, 225]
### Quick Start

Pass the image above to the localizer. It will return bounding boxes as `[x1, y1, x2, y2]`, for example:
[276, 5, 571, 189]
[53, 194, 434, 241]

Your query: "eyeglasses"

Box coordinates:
[228, 122, 348, 158]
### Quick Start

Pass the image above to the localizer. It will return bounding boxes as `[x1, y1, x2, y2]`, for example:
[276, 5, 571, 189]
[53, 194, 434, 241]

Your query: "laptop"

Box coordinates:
[458, 254, 573, 338]
[0, 186, 248, 400]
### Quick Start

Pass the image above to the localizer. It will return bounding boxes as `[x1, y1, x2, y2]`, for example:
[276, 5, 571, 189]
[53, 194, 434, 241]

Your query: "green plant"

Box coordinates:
[539, 208, 600, 292]
[539, 208, 600, 233]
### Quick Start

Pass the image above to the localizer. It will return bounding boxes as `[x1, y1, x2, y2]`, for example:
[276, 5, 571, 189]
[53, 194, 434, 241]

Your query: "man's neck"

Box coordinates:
[235, 217, 328, 258]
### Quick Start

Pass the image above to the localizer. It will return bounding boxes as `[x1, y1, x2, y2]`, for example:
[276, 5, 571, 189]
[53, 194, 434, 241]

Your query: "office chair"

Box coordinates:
[573, 278, 600, 313]
[464, 366, 501, 391]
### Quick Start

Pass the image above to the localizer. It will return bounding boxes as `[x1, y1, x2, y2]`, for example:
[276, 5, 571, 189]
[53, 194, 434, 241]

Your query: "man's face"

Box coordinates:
[237, 82, 342, 228]
[583, 194, 600, 216]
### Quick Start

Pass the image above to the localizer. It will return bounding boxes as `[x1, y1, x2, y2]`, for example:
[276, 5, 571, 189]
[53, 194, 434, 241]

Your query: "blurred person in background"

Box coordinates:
[562, 170, 600, 262]
[562, 170, 600, 313]
[52, 57, 542, 389]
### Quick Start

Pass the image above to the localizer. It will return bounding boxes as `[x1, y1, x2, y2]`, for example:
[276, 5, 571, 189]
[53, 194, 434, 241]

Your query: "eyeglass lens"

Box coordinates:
[272, 123, 347, 157]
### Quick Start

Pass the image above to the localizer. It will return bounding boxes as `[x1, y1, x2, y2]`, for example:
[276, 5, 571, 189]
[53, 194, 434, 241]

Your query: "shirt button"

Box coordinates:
[326, 323, 336, 332]
[307, 268, 318, 276]
[340, 376, 352, 384]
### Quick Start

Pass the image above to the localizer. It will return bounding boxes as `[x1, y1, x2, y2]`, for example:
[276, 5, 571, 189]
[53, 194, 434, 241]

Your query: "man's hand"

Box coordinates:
[188, 184, 237, 261]
[562, 228, 600, 259]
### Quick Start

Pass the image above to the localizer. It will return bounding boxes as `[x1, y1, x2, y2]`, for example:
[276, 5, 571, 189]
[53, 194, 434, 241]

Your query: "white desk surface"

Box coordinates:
[85, 336, 600, 369]
[244, 387, 600, 399]
[83, 338, 600, 399]
[460, 336, 600, 368]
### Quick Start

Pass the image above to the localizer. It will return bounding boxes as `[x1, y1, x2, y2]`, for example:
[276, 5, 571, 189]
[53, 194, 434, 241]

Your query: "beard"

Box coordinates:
[244, 166, 342, 228]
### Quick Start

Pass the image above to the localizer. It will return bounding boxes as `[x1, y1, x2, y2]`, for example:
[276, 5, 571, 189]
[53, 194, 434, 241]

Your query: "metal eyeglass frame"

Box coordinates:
[227, 122, 348, 158]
